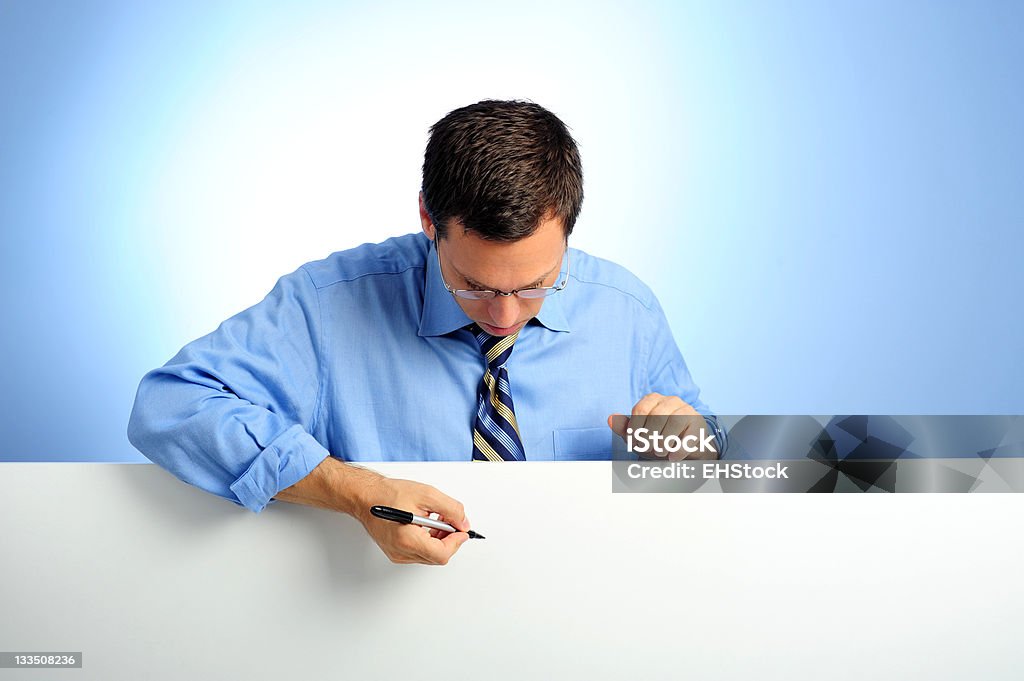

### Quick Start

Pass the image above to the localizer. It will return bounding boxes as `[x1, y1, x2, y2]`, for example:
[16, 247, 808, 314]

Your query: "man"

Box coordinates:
[128, 100, 723, 566]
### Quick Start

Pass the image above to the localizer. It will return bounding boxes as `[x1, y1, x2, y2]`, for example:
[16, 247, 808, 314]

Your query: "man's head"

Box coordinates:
[420, 99, 583, 242]
[419, 100, 583, 336]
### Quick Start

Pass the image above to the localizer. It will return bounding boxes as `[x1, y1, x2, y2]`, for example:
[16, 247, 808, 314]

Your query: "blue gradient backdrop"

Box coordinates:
[2, 1, 1022, 462]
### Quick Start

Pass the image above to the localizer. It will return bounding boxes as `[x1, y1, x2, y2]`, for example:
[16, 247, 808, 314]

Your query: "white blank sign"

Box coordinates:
[1, 463, 1020, 680]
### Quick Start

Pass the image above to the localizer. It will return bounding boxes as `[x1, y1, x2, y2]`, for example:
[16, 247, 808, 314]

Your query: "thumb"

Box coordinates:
[608, 413, 629, 440]
[419, 488, 470, 533]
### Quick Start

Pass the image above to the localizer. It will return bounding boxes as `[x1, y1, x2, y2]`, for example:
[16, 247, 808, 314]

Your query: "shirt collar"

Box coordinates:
[418, 237, 571, 337]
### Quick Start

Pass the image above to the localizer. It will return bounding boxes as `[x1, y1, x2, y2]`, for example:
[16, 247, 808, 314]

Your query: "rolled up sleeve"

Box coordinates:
[229, 424, 329, 513]
[128, 266, 329, 512]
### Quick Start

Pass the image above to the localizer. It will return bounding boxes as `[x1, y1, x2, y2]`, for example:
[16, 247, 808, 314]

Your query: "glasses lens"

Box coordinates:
[516, 288, 554, 299]
[456, 290, 496, 301]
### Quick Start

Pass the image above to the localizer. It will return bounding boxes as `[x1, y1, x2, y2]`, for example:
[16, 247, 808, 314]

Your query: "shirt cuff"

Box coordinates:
[229, 424, 330, 513]
[703, 415, 728, 458]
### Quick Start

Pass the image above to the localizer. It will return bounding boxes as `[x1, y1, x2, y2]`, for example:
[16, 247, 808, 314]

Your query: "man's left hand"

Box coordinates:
[607, 392, 718, 461]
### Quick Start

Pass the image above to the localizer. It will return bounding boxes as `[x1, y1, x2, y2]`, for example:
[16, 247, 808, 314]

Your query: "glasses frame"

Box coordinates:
[435, 240, 570, 301]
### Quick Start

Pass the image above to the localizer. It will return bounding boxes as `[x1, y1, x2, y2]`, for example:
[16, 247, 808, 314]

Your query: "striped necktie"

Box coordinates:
[471, 325, 525, 461]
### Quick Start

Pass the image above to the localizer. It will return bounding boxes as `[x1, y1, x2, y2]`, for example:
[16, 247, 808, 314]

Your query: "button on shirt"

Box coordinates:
[128, 232, 722, 512]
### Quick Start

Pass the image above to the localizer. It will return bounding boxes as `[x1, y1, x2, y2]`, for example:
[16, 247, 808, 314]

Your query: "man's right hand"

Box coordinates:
[353, 476, 472, 565]
[274, 457, 472, 566]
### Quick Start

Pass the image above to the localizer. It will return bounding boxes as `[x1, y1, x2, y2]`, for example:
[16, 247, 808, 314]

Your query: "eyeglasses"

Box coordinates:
[435, 240, 570, 301]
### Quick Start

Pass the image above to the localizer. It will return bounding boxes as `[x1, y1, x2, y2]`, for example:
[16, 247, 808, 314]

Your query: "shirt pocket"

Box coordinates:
[553, 427, 613, 461]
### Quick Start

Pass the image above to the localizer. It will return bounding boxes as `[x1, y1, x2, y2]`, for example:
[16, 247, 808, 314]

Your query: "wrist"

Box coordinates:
[327, 460, 388, 522]
[274, 455, 388, 521]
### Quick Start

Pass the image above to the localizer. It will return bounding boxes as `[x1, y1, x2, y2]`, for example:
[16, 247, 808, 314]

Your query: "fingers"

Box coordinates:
[378, 525, 468, 566]
[609, 393, 672, 442]
[415, 486, 470, 533]
[620, 393, 710, 461]
[437, 530, 471, 559]
[407, 526, 469, 566]
[674, 406, 717, 460]
[363, 478, 475, 566]
[628, 392, 665, 433]
[608, 413, 629, 439]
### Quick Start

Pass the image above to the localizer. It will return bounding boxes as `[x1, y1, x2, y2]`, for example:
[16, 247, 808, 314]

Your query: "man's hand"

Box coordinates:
[607, 392, 718, 461]
[274, 457, 473, 566]
[353, 476, 472, 565]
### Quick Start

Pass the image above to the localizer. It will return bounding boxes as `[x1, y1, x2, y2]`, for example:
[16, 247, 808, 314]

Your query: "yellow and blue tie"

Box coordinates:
[471, 325, 525, 461]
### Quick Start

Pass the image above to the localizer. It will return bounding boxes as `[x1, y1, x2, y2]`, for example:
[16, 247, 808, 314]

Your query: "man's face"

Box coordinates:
[420, 198, 567, 337]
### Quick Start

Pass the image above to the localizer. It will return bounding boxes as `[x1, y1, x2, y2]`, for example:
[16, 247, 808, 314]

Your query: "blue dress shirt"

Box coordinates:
[128, 233, 722, 512]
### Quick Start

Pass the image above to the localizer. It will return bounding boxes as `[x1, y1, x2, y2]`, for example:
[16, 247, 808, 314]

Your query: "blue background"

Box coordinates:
[2, 1, 1022, 462]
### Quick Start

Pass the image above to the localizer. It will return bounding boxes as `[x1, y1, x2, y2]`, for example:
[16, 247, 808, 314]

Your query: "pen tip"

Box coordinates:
[468, 531, 485, 539]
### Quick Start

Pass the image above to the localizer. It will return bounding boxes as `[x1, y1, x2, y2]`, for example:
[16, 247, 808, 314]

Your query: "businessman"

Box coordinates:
[128, 100, 723, 566]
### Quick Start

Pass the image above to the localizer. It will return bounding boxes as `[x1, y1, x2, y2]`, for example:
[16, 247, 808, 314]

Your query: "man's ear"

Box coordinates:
[419, 192, 435, 241]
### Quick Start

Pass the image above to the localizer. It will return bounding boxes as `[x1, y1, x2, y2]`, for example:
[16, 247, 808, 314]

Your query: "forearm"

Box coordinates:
[273, 456, 385, 523]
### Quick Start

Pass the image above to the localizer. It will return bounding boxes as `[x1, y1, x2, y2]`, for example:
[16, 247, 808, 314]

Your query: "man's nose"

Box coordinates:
[487, 294, 520, 328]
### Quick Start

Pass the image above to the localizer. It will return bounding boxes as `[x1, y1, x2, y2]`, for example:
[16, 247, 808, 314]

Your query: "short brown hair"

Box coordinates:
[421, 100, 583, 242]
